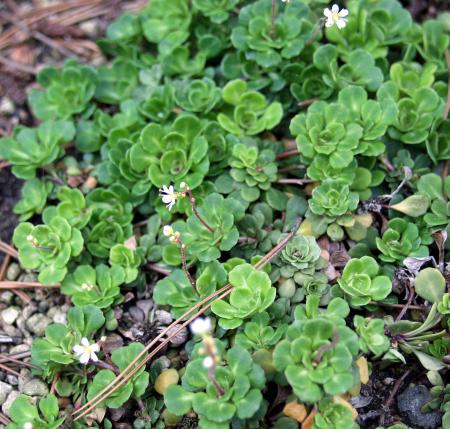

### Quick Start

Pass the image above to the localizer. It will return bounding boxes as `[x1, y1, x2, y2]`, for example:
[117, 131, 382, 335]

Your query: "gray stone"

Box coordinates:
[6, 375, 18, 386]
[6, 263, 20, 281]
[165, 325, 188, 346]
[1, 307, 20, 325]
[136, 299, 153, 319]
[0, 382, 12, 405]
[155, 309, 173, 325]
[26, 314, 51, 336]
[151, 356, 171, 371]
[22, 304, 37, 320]
[128, 306, 144, 322]
[0, 291, 13, 305]
[22, 379, 49, 397]
[9, 344, 30, 354]
[2, 390, 20, 417]
[397, 385, 442, 429]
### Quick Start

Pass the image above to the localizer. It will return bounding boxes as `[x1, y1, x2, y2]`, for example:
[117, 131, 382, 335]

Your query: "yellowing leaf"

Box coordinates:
[356, 356, 369, 384]
[333, 395, 358, 420]
[301, 409, 317, 429]
[390, 195, 429, 217]
[283, 400, 307, 423]
[299, 219, 314, 237]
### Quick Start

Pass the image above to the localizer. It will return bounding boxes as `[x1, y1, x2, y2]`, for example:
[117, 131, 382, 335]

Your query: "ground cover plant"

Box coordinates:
[0, 0, 449, 428]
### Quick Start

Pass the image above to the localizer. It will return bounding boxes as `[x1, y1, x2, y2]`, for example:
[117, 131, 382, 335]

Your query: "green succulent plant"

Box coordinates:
[6, 394, 64, 429]
[129, 115, 210, 189]
[43, 186, 92, 229]
[229, 141, 277, 202]
[13, 179, 53, 221]
[88, 343, 149, 408]
[231, 0, 313, 67]
[417, 173, 450, 230]
[313, 399, 355, 429]
[140, 0, 191, 50]
[211, 263, 276, 329]
[28, 59, 97, 120]
[165, 345, 265, 429]
[338, 256, 392, 307]
[377, 80, 442, 145]
[32, 305, 105, 378]
[13, 216, 83, 285]
[0, 120, 75, 180]
[325, 0, 413, 60]
[290, 86, 396, 171]
[279, 234, 322, 277]
[437, 294, 450, 315]
[304, 180, 364, 241]
[175, 193, 245, 262]
[61, 264, 126, 310]
[375, 218, 428, 263]
[153, 261, 228, 318]
[284, 44, 384, 103]
[235, 312, 287, 352]
[140, 85, 175, 123]
[273, 298, 359, 403]
[217, 79, 283, 136]
[109, 244, 141, 283]
[193, 0, 240, 24]
[174, 78, 222, 113]
[353, 315, 390, 356]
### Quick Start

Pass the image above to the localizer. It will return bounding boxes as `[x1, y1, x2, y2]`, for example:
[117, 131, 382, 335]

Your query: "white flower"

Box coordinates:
[23, 423, 33, 429]
[281, 0, 290, 2]
[190, 317, 212, 336]
[163, 225, 174, 237]
[180, 182, 187, 189]
[324, 4, 348, 29]
[202, 356, 214, 369]
[159, 185, 177, 211]
[73, 337, 100, 365]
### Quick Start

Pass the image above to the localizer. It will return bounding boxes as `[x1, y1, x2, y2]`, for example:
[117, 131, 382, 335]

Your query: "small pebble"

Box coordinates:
[0, 97, 14, 115]
[129, 306, 144, 322]
[26, 314, 52, 336]
[151, 356, 171, 371]
[0, 292, 14, 305]
[1, 307, 20, 325]
[22, 304, 38, 320]
[165, 325, 188, 347]
[6, 263, 20, 281]
[2, 390, 20, 417]
[0, 381, 13, 406]
[6, 375, 18, 386]
[155, 310, 173, 325]
[136, 299, 153, 319]
[22, 379, 49, 397]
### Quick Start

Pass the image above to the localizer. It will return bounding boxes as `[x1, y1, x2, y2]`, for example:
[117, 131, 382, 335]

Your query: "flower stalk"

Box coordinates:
[163, 225, 199, 296]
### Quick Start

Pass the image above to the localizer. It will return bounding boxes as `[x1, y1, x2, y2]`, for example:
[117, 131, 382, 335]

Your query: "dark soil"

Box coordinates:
[403, 0, 450, 21]
[0, 168, 22, 263]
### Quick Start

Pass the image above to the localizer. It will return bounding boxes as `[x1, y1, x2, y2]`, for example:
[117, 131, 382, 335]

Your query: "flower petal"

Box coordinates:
[331, 4, 339, 13]
[91, 344, 100, 353]
[79, 353, 90, 364]
[73, 345, 84, 354]
[323, 8, 331, 17]
[80, 337, 90, 346]
[325, 19, 334, 27]
[90, 352, 99, 362]
[336, 18, 346, 29]
[339, 8, 349, 17]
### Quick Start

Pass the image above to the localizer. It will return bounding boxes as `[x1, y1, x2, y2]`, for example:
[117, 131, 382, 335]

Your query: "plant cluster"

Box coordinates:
[0, 0, 449, 428]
